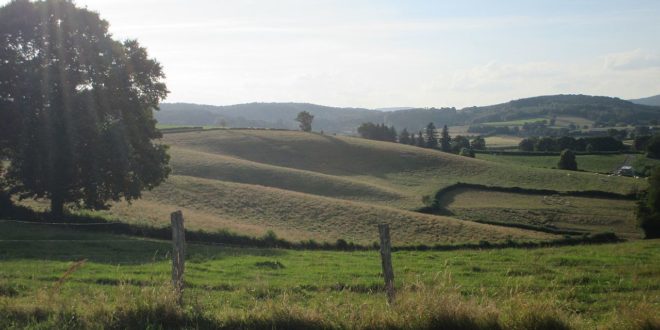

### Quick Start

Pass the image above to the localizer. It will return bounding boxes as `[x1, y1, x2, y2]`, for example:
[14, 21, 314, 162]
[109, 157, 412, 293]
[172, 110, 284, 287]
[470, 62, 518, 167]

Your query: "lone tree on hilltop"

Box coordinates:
[0, 0, 170, 216]
[425, 122, 438, 148]
[440, 125, 451, 152]
[637, 167, 660, 238]
[557, 149, 577, 171]
[295, 111, 314, 132]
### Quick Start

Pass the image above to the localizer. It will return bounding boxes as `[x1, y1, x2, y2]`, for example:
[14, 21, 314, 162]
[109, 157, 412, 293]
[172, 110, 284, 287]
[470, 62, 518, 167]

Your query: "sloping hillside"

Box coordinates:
[100, 129, 642, 244]
[630, 94, 660, 107]
[463, 94, 660, 125]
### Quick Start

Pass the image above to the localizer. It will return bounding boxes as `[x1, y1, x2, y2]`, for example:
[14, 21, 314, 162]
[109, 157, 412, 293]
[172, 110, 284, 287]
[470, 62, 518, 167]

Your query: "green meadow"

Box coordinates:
[1, 222, 658, 329]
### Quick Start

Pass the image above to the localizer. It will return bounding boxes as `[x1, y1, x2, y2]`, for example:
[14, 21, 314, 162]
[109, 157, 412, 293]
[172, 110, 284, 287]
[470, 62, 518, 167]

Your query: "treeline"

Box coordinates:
[357, 122, 485, 157]
[468, 121, 656, 139]
[356, 123, 398, 142]
[518, 136, 624, 152]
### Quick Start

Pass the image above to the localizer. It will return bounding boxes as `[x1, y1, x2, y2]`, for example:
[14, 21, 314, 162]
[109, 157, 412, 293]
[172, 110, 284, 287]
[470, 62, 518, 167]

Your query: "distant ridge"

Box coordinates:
[157, 94, 660, 134]
[629, 94, 660, 107]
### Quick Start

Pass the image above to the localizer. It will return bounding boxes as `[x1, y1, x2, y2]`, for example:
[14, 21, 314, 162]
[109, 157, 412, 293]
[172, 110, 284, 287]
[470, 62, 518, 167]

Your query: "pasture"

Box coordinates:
[438, 188, 641, 238]
[15, 129, 644, 246]
[477, 153, 660, 174]
[0, 222, 658, 329]
[101, 130, 643, 245]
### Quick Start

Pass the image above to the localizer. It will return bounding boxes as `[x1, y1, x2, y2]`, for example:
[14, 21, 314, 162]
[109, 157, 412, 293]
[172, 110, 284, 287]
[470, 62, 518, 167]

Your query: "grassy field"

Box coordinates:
[483, 135, 523, 148]
[12, 129, 646, 246]
[477, 153, 660, 174]
[0, 222, 658, 329]
[15, 129, 640, 246]
[438, 188, 641, 239]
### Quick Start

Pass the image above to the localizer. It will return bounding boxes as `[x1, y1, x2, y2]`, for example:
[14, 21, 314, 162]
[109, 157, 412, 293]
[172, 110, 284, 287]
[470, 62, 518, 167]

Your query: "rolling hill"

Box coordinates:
[156, 94, 660, 134]
[96, 129, 642, 245]
[630, 94, 660, 107]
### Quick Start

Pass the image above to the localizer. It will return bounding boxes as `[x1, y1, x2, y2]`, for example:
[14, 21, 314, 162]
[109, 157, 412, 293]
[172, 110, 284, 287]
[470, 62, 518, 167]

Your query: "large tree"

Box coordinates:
[0, 0, 170, 216]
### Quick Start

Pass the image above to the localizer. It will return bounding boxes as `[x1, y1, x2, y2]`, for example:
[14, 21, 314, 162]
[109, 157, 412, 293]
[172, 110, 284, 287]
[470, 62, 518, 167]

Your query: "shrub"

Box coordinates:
[459, 147, 475, 158]
[557, 149, 577, 171]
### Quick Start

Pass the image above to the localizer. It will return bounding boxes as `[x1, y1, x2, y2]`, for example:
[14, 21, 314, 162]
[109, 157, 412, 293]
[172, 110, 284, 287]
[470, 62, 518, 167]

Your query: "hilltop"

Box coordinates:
[156, 94, 660, 134]
[462, 94, 660, 126]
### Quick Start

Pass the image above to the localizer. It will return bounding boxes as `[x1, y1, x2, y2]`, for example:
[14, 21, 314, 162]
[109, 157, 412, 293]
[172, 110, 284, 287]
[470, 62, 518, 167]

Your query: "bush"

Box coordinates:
[557, 149, 577, 171]
[459, 147, 475, 158]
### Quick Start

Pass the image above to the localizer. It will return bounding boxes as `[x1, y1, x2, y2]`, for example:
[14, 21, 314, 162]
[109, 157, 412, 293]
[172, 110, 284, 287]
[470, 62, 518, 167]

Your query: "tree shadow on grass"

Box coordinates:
[0, 221, 286, 265]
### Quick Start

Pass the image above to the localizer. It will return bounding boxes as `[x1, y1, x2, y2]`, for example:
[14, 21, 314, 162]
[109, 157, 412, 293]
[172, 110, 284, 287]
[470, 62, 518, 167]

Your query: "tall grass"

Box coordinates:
[2, 279, 656, 329]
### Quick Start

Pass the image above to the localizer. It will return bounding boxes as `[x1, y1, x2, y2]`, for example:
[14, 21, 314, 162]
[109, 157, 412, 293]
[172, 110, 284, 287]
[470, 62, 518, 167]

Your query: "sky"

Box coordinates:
[4, 0, 660, 109]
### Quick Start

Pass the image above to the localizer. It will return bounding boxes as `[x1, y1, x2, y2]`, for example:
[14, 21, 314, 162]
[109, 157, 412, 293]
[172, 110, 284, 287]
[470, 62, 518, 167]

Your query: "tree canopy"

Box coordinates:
[0, 0, 170, 215]
[295, 111, 314, 132]
[557, 149, 577, 171]
[637, 167, 660, 238]
[424, 122, 438, 149]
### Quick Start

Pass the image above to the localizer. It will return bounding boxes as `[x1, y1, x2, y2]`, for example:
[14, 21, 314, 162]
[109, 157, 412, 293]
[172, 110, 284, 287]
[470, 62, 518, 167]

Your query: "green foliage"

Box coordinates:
[646, 134, 660, 159]
[357, 122, 397, 142]
[0, 0, 170, 215]
[459, 148, 475, 158]
[470, 136, 486, 150]
[451, 135, 471, 153]
[398, 128, 411, 144]
[518, 138, 535, 151]
[440, 124, 451, 152]
[425, 122, 438, 148]
[557, 149, 578, 171]
[637, 167, 660, 238]
[295, 111, 314, 132]
[535, 137, 557, 152]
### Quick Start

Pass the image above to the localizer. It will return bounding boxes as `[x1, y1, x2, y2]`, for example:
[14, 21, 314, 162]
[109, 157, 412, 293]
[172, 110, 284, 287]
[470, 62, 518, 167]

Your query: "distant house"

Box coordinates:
[617, 165, 634, 177]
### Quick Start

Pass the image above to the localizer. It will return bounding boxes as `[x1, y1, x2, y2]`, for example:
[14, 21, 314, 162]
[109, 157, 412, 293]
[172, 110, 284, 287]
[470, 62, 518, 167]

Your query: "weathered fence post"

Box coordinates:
[378, 224, 395, 304]
[171, 210, 185, 305]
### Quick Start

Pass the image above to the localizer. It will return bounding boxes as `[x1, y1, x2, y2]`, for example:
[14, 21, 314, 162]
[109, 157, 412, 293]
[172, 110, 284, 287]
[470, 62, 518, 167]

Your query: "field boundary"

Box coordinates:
[424, 182, 637, 208]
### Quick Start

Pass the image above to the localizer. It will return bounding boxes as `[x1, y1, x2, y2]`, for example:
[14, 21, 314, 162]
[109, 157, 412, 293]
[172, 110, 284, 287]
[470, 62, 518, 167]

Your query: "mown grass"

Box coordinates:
[0, 222, 658, 329]
[439, 188, 641, 239]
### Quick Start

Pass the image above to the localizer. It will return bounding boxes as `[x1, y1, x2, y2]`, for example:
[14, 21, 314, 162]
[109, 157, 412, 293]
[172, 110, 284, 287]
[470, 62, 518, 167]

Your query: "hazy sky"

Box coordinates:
[4, 0, 660, 108]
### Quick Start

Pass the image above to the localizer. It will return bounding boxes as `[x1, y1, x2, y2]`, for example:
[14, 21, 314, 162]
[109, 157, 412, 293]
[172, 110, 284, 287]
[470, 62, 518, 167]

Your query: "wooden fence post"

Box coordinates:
[378, 224, 395, 304]
[171, 210, 185, 305]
